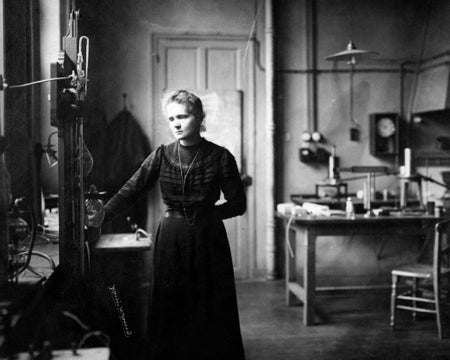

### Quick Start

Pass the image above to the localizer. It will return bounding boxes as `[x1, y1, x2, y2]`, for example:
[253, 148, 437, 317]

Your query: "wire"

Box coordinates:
[62, 310, 90, 331]
[5, 75, 72, 89]
[17, 250, 56, 279]
[85, 241, 91, 275]
[285, 214, 296, 258]
[24, 264, 47, 278]
[77, 331, 111, 350]
[243, 0, 264, 85]
[349, 0, 354, 42]
[61, 311, 111, 352]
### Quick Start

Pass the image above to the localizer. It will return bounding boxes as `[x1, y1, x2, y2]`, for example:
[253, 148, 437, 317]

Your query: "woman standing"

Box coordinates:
[101, 90, 246, 359]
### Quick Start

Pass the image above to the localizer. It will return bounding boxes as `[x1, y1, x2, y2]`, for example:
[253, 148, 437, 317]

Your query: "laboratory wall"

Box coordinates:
[34, 0, 450, 279]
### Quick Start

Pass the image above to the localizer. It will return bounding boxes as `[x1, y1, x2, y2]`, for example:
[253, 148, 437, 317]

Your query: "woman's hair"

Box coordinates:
[161, 90, 206, 131]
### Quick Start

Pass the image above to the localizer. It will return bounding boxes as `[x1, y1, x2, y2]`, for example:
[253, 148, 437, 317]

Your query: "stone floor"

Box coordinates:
[7, 242, 450, 360]
[237, 280, 450, 360]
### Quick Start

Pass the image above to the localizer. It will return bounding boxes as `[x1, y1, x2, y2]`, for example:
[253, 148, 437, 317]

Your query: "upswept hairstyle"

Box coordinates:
[161, 90, 206, 132]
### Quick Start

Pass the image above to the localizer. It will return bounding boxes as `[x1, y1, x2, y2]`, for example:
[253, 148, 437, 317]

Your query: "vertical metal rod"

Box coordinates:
[365, 173, 372, 211]
[350, 62, 355, 125]
[306, 0, 318, 131]
[265, 0, 276, 279]
[78, 117, 85, 277]
[247, 31, 257, 278]
[364, 173, 375, 217]
[0, 0, 8, 286]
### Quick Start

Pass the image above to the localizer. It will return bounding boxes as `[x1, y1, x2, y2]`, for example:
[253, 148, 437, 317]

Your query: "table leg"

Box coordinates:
[303, 227, 316, 326]
[286, 226, 297, 306]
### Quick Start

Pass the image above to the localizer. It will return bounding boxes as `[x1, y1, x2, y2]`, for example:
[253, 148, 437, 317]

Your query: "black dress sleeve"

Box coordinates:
[215, 148, 246, 220]
[104, 146, 162, 221]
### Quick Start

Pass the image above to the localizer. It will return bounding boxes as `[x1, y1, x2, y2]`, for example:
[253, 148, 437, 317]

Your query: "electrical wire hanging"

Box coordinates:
[285, 214, 295, 258]
[243, 0, 264, 86]
[3, 34, 89, 94]
[3, 75, 73, 89]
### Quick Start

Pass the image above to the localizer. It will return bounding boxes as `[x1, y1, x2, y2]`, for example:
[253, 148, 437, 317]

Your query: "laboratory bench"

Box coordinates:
[277, 211, 441, 326]
[291, 194, 422, 214]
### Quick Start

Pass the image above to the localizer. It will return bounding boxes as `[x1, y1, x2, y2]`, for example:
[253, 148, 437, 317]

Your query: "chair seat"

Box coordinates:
[391, 219, 450, 339]
[392, 264, 450, 278]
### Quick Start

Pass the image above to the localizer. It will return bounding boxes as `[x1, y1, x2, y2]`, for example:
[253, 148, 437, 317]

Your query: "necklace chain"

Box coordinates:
[177, 142, 201, 191]
[177, 142, 201, 225]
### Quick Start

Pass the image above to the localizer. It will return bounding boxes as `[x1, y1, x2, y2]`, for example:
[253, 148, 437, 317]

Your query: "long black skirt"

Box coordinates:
[146, 214, 245, 360]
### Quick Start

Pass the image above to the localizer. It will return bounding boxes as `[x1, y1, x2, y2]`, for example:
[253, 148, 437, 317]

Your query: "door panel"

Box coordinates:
[153, 34, 249, 278]
[167, 47, 199, 88]
[207, 49, 240, 89]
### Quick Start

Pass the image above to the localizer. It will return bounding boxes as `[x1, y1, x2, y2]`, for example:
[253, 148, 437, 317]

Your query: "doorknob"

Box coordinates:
[241, 174, 253, 187]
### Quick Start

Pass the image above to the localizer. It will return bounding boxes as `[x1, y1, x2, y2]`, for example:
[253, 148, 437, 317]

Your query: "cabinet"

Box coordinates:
[91, 233, 152, 359]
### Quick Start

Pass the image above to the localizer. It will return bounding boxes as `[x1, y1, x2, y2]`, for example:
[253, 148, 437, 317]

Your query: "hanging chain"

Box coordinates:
[177, 142, 201, 225]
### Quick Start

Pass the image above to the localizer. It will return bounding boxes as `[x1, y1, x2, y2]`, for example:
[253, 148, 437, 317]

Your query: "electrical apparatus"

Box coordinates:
[7, 197, 38, 282]
[315, 146, 348, 198]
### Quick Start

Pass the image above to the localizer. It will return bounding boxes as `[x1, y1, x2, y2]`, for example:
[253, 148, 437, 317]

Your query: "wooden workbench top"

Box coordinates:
[94, 233, 152, 252]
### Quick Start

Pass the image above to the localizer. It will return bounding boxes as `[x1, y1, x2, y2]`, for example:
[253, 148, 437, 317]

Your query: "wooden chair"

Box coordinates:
[390, 218, 450, 339]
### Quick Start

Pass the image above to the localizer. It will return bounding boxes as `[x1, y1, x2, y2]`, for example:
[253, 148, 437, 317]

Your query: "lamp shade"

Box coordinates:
[326, 41, 378, 63]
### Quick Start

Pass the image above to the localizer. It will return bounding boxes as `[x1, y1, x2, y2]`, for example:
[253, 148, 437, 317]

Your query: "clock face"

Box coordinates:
[377, 117, 396, 138]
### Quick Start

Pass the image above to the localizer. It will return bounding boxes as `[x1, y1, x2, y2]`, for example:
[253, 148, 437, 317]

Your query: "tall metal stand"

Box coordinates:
[52, 10, 89, 282]
[363, 172, 374, 217]
[399, 175, 423, 210]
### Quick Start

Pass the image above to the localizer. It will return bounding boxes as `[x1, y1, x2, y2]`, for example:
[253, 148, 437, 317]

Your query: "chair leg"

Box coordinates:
[390, 274, 398, 328]
[434, 281, 443, 339]
[412, 278, 418, 321]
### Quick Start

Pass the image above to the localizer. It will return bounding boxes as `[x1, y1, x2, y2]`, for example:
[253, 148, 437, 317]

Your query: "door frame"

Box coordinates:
[150, 32, 256, 279]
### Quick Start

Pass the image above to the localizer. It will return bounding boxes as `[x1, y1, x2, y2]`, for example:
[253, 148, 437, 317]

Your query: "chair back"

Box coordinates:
[434, 219, 450, 285]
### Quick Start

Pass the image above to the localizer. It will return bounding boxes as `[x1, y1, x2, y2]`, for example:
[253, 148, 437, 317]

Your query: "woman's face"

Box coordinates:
[165, 102, 201, 143]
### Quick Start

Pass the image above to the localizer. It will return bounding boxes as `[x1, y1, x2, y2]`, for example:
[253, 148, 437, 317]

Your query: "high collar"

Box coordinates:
[179, 137, 204, 150]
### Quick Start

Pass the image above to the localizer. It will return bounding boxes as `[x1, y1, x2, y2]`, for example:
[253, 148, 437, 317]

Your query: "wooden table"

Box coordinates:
[280, 213, 439, 326]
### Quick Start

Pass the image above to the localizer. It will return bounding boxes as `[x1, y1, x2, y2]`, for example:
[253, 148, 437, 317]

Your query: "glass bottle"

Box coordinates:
[85, 184, 104, 227]
[346, 197, 355, 219]
[85, 184, 104, 245]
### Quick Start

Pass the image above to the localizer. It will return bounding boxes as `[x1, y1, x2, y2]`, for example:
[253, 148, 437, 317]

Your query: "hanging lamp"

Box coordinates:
[326, 41, 378, 140]
[325, 40, 378, 64]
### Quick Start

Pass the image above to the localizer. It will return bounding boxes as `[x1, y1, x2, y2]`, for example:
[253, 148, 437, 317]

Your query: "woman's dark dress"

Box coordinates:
[104, 138, 246, 360]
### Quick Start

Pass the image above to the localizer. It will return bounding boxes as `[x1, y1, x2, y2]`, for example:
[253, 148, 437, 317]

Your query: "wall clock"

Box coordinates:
[369, 113, 400, 156]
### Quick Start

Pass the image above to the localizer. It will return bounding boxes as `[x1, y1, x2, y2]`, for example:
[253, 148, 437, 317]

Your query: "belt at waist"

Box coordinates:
[164, 209, 185, 218]
[164, 207, 215, 219]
